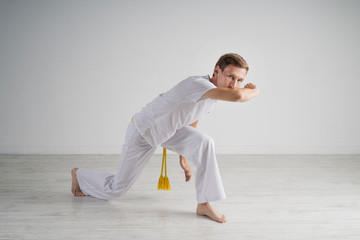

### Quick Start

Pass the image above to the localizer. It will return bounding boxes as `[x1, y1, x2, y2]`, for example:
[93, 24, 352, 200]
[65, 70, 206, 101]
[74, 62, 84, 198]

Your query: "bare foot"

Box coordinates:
[196, 202, 226, 223]
[71, 168, 85, 197]
[179, 156, 192, 182]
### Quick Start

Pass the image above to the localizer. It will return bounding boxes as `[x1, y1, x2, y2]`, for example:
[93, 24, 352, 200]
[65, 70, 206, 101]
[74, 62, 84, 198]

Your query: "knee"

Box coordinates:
[199, 134, 215, 148]
[108, 180, 131, 198]
[193, 135, 215, 166]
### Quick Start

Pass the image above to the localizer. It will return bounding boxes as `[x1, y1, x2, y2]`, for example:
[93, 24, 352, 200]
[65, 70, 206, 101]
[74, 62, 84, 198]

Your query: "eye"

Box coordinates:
[228, 74, 235, 80]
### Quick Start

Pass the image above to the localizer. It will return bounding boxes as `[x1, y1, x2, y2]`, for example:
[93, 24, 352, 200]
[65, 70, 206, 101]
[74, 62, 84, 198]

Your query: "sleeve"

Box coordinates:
[185, 77, 216, 102]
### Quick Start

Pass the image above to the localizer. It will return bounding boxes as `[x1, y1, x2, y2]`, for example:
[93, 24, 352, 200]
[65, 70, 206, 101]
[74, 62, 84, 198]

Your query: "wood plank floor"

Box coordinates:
[1, 154, 360, 240]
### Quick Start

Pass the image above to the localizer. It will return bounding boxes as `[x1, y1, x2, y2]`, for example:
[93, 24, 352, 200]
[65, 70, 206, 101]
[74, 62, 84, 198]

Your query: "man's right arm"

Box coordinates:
[202, 84, 259, 102]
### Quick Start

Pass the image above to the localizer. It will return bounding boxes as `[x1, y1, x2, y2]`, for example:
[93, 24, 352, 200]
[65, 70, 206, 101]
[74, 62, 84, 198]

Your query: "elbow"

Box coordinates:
[237, 89, 259, 102]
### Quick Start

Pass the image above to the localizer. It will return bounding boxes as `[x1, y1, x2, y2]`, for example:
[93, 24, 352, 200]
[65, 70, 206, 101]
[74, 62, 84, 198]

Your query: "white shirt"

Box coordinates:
[133, 75, 217, 146]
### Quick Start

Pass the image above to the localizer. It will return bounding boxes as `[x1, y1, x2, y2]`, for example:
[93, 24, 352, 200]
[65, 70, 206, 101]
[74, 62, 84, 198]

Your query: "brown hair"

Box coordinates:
[215, 53, 249, 72]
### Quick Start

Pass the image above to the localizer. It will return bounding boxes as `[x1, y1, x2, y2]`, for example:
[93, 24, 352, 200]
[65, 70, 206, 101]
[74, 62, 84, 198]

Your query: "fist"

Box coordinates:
[244, 83, 257, 89]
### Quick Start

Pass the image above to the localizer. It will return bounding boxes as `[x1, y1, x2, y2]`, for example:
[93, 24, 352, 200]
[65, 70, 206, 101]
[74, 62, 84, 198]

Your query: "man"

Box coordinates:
[71, 53, 258, 223]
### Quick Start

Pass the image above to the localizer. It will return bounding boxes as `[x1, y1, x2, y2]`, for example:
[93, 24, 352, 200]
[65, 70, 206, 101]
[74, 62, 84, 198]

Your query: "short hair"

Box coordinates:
[215, 53, 249, 73]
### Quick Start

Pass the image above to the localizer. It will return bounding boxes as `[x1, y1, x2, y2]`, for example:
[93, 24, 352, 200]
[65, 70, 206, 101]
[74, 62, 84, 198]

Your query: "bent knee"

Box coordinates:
[199, 134, 215, 148]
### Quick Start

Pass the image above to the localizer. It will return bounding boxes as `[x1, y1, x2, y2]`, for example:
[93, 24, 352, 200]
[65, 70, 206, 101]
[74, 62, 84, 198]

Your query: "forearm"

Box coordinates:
[202, 85, 259, 102]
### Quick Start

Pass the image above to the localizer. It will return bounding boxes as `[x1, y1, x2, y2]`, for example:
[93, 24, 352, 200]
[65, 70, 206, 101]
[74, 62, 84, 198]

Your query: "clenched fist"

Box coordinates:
[244, 83, 257, 89]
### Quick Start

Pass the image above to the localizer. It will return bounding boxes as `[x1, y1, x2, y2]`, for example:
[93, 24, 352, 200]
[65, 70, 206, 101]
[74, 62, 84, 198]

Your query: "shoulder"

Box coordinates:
[179, 75, 215, 89]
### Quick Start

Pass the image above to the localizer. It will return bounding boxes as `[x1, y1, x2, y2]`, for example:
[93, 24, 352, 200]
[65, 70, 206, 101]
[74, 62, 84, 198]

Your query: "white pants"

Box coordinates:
[76, 121, 226, 203]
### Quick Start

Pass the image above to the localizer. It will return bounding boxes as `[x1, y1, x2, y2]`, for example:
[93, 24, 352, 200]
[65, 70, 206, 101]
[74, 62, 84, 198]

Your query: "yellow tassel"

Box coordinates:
[158, 148, 171, 190]
[164, 176, 171, 190]
[158, 149, 165, 190]
[157, 175, 164, 190]
[163, 148, 171, 190]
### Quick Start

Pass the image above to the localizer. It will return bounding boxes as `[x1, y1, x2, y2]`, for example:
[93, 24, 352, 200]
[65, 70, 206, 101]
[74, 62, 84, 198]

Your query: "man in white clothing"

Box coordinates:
[71, 53, 258, 223]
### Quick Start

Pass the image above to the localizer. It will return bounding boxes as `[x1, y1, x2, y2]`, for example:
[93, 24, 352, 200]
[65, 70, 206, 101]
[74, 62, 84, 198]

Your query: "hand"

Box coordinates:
[244, 83, 257, 89]
[179, 155, 192, 182]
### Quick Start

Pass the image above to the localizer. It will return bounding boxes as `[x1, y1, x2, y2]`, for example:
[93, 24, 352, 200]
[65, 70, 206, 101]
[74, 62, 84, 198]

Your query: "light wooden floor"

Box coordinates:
[1, 154, 360, 240]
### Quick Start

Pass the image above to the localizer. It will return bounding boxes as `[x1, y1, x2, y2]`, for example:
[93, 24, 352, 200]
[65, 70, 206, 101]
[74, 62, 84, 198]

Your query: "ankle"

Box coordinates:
[198, 202, 210, 207]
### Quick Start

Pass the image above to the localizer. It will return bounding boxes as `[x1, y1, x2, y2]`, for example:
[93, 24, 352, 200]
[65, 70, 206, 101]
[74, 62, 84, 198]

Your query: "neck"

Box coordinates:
[209, 76, 217, 87]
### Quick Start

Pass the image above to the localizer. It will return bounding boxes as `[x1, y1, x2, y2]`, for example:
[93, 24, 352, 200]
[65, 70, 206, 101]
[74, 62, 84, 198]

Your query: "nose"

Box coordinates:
[234, 80, 239, 88]
[229, 79, 238, 88]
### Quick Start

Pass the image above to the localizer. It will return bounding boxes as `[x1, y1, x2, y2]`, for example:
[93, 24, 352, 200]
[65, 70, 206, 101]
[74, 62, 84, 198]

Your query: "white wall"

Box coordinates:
[0, 0, 359, 154]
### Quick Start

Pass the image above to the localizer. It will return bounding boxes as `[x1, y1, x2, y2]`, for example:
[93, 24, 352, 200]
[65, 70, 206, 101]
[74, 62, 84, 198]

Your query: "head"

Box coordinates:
[211, 53, 249, 88]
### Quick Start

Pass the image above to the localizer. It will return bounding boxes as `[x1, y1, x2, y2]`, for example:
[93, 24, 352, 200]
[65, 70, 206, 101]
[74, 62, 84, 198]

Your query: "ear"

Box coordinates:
[214, 65, 221, 75]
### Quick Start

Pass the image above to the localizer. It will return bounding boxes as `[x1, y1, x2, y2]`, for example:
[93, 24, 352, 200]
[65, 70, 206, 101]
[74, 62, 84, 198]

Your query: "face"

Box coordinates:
[212, 65, 247, 88]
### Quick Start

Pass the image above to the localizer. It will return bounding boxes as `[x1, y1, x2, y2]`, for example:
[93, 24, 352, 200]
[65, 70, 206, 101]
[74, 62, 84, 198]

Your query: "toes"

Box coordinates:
[215, 214, 226, 223]
[75, 190, 84, 197]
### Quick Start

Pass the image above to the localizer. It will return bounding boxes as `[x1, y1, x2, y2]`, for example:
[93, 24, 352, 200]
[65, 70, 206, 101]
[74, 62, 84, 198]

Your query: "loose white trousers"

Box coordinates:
[76, 121, 226, 203]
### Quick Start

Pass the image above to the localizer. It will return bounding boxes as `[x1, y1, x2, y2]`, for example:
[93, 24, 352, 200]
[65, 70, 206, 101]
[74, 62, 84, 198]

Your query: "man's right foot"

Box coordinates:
[196, 202, 226, 223]
[71, 168, 85, 197]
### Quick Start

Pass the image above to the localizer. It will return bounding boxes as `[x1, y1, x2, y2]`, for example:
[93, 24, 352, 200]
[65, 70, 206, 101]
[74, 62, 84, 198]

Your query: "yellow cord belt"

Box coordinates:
[132, 117, 170, 191]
